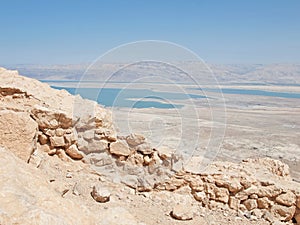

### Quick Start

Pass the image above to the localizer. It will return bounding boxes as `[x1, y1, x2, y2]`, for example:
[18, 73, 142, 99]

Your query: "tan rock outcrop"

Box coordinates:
[0, 110, 38, 162]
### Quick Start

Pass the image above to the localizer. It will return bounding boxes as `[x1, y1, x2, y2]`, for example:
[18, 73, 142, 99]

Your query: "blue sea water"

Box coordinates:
[52, 86, 206, 108]
[51, 84, 300, 109]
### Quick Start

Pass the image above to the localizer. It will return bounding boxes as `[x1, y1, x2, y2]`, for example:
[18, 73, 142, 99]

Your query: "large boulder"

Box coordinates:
[0, 147, 98, 225]
[0, 110, 38, 162]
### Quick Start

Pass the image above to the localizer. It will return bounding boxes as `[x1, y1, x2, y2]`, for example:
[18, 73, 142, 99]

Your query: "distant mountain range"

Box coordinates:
[5, 62, 300, 85]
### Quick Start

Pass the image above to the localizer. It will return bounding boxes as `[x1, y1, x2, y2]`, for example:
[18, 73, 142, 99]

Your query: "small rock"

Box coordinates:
[257, 197, 271, 209]
[38, 132, 48, 145]
[65, 144, 84, 160]
[55, 128, 65, 137]
[110, 140, 130, 156]
[243, 199, 257, 211]
[126, 133, 145, 146]
[66, 172, 72, 178]
[72, 183, 80, 196]
[143, 155, 152, 165]
[91, 185, 111, 203]
[170, 204, 193, 221]
[49, 136, 65, 147]
[136, 143, 153, 155]
[229, 196, 240, 210]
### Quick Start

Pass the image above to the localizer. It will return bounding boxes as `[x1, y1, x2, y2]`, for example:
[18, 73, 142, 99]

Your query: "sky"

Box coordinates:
[0, 0, 300, 65]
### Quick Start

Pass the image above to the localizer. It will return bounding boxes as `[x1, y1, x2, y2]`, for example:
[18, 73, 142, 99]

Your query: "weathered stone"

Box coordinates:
[94, 128, 116, 141]
[136, 143, 153, 155]
[31, 105, 74, 129]
[80, 140, 108, 154]
[55, 128, 65, 137]
[251, 209, 263, 219]
[271, 205, 296, 221]
[48, 148, 57, 156]
[88, 152, 113, 167]
[204, 183, 217, 199]
[126, 133, 145, 146]
[64, 130, 78, 145]
[215, 187, 229, 203]
[297, 195, 300, 208]
[38, 132, 48, 145]
[193, 191, 207, 203]
[257, 197, 271, 209]
[229, 196, 240, 210]
[110, 140, 130, 156]
[157, 146, 175, 160]
[91, 185, 110, 203]
[275, 191, 296, 207]
[127, 153, 144, 166]
[170, 204, 193, 221]
[243, 199, 257, 211]
[49, 136, 65, 147]
[45, 129, 56, 137]
[256, 185, 282, 198]
[0, 111, 38, 162]
[189, 177, 204, 192]
[83, 130, 94, 141]
[65, 144, 84, 160]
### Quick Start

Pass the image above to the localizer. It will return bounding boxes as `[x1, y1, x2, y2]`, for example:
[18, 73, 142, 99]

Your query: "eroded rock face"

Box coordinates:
[0, 147, 98, 225]
[0, 68, 116, 162]
[0, 110, 38, 162]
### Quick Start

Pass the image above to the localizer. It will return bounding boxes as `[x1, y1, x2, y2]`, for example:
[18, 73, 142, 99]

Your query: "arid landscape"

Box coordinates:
[1, 1, 300, 224]
[0, 67, 299, 225]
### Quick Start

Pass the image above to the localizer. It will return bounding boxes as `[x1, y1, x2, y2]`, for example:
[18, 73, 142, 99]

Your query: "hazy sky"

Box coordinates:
[1, 0, 300, 65]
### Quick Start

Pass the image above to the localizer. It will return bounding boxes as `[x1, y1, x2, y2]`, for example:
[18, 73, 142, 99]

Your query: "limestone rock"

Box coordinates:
[193, 191, 207, 203]
[229, 196, 240, 210]
[170, 204, 193, 221]
[65, 144, 84, 160]
[215, 187, 229, 203]
[49, 136, 65, 147]
[31, 105, 74, 130]
[0, 147, 98, 225]
[78, 139, 108, 154]
[136, 143, 153, 155]
[126, 133, 145, 146]
[271, 204, 296, 221]
[91, 185, 111, 203]
[275, 191, 296, 207]
[243, 199, 258, 211]
[257, 197, 271, 209]
[88, 152, 113, 167]
[0, 110, 38, 162]
[38, 132, 48, 145]
[157, 146, 175, 160]
[110, 140, 130, 156]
